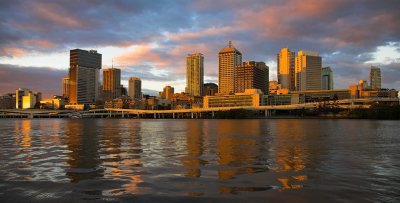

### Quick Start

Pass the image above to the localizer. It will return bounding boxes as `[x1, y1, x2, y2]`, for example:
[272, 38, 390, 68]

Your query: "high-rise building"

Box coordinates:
[321, 67, 333, 90]
[370, 66, 381, 89]
[203, 83, 218, 96]
[62, 76, 70, 99]
[68, 49, 102, 104]
[15, 88, 29, 109]
[295, 50, 322, 91]
[102, 67, 121, 100]
[162, 86, 174, 99]
[186, 53, 204, 96]
[277, 47, 295, 90]
[129, 77, 142, 100]
[218, 41, 242, 95]
[235, 61, 269, 94]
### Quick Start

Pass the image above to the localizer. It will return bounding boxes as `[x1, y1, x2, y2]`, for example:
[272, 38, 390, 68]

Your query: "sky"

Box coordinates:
[0, 0, 400, 98]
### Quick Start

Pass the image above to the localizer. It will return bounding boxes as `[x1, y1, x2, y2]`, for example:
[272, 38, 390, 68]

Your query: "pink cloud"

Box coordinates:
[0, 47, 26, 57]
[23, 39, 56, 49]
[32, 3, 89, 28]
[115, 44, 167, 67]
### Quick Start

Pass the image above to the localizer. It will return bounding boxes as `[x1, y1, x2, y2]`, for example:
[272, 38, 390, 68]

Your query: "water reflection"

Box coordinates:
[0, 119, 398, 202]
[216, 120, 265, 180]
[181, 120, 206, 178]
[13, 120, 33, 180]
[65, 120, 102, 183]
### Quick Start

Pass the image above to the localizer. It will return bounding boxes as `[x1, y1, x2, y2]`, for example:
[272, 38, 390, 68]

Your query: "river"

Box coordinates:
[0, 119, 399, 202]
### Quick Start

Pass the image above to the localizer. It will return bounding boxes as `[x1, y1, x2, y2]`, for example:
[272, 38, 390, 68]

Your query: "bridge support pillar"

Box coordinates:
[212, 111, 214, 118]
[173, 113, 175, 119]
[191, 112, 194, 119]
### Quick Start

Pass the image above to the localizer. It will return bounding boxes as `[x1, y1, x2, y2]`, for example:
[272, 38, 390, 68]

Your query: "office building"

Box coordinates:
[235, 61, 269, 94]
[186, 53, 204, 96]
[277, 47, 295, 90]
[15, 88, 30, 109]
[322, 67, 333, 90]
[62, 77, 70, 99]
[129, 77, 142, 100]
[0, 93, 15, 109]
[370, 66, 381, 89]
[218, 41, 242, 95]
[204, 83, 218, 96]
[68, 49, 102, 104]
[295, 50, 322, 91]
[102, 67, 121, 100]
[204, 89, 263, 108]
[162, 86, 174, 99]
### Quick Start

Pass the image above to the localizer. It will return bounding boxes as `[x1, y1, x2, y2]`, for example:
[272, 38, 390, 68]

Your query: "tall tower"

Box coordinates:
[186, 53, 204, 96]
[68, 49, 102, 104]
[277, 47, 295, 90]
[321, 67, 333, 90]
[295, 50, 322, 91]
[235, 61, 269, 94]
[102, 67, 121, 100]
[370, 66, 381, 89]
[218, 41, 242, 95]
[129, 77, 142, 100]
[62, 76, 70, 99]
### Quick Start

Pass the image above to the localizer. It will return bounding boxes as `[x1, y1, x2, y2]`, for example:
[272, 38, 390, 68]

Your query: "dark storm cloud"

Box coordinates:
[0, 64, 67, 97]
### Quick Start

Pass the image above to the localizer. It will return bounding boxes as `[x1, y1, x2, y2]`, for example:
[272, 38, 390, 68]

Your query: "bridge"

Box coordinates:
[0, 100, 372, 119]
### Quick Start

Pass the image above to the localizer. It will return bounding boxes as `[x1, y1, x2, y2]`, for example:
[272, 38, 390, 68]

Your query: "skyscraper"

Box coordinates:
[277, 47, 295, 90]
[218, 41, 242, 95]
[102, 67, 121, 100]
[370, 66, 381, 89]
[129, 77, 142, 100]
[235, 61, 269, 94]
[321, 67, 334, 90]
[68, 49, 102, 104]
[203, 83, 218, 96]
[62, 76, 70, 99]
[186, 53, 204, 96]
[295, 50, 322, 91]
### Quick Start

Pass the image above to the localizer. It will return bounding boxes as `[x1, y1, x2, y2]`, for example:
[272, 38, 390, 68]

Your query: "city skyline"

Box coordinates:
[0, 1, 400, 98]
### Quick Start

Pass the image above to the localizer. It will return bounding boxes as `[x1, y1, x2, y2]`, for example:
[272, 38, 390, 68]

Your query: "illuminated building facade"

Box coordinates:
[235, 61, 269, 94]
[102, 67, 121, 100]
[129, 77, 142, 100]
[295, 50, 322, 91]
[68, 49, 102, 104]
[186, 53, 204, 96]
[277, 47, 295, 90]
[218, 41, 242, 95]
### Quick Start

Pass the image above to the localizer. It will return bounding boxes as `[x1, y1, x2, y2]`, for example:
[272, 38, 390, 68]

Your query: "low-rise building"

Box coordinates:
[203, 89, 263, 108]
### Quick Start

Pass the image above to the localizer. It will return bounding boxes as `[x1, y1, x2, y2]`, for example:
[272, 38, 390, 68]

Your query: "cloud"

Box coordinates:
[0, 0, 399, 94]
[0, 64, 67, 98]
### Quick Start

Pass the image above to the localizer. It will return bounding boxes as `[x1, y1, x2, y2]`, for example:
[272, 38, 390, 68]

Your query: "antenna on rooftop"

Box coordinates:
[228, 40, 232, 48]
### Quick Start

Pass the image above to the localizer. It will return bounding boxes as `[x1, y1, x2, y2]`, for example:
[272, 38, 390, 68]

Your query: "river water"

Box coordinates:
[0, 119, 399, 202]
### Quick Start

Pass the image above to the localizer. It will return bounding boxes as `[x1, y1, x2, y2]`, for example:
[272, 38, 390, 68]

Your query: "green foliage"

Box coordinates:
[214, 109, 254, 119]
[349, 104, 400, 119]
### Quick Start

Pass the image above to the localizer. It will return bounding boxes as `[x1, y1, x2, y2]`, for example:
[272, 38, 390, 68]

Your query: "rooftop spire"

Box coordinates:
[228, 40, 232, 48]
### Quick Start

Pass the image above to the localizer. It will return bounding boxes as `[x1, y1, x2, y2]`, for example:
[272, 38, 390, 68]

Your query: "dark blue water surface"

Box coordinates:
[0, 119, 399, 202]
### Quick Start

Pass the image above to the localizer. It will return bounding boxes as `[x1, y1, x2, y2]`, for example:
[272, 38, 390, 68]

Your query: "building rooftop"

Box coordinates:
[219, 41, 242, 54]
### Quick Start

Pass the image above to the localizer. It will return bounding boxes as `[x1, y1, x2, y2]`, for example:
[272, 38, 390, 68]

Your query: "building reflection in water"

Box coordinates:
[101, 120, 144, 195]
[272, 120, 323, 191]
[65, 120, 102, 183]
[14, 119, 33, 179]
[216, 120, 266, 180]
[181, 120, 206, 178]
